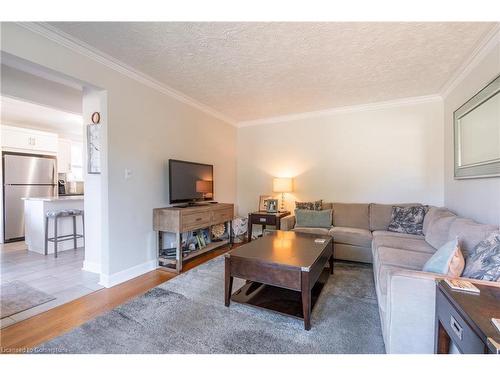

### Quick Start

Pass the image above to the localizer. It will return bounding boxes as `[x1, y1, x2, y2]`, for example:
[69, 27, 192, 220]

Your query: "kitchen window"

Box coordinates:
[68, 141, 83, 181]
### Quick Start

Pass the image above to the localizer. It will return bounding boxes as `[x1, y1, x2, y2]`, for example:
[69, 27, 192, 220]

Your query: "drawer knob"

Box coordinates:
[196, 217, 202, 221]
[450, 316, 463, 340]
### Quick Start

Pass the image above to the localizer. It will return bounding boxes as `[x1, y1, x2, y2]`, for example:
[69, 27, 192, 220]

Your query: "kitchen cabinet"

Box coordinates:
[1, 125, 58, 154]
[57, 138, 72, 173]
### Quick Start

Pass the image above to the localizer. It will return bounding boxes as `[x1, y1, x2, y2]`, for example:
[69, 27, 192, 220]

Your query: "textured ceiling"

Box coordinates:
[48, 22, 496, 122]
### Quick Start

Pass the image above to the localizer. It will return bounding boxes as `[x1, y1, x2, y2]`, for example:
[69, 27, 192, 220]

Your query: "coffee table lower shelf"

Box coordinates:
[230, 268, 330, 320]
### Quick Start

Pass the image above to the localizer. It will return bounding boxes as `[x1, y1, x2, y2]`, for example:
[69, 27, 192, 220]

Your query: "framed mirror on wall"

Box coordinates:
[454, 74, 500, 179]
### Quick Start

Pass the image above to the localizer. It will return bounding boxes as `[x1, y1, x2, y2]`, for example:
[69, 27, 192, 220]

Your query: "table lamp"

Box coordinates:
[273, 177, 293, 212]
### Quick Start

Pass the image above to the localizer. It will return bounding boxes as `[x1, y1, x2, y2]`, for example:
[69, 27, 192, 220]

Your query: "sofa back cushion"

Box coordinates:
[322, 202, 333, 210]
[425, 211, 457, 249]
[423, 206, 449, 234]
[333, 203, 369, 230]
[369, 203, 423, 231]
[447, 218, 498, 256]
[295, 209, 333, 228]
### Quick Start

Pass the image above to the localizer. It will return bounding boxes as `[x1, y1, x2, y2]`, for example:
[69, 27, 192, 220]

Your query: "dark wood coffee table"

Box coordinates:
[224, 230, 334, 330]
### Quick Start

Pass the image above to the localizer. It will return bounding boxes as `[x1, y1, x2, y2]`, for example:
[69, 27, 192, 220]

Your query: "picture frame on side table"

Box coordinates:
[265, 199, 278, 213]
[258, 195, 273, 211]
[87, 123, 101, 174]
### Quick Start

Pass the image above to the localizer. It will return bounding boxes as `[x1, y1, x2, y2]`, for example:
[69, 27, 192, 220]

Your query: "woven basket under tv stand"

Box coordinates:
[153, 203, 234, 273]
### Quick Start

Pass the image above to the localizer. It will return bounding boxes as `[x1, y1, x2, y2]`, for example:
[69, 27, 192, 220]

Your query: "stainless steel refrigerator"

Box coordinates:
[3, 153, 57, 242]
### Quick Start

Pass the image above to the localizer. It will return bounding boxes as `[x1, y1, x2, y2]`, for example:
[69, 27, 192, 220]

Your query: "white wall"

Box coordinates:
[1, 23, 237, 285]
[443, 31, 500, 225]
[237, 99, 444, 215]
[81, 88, 107, 275]
[1, 64, 82, 113]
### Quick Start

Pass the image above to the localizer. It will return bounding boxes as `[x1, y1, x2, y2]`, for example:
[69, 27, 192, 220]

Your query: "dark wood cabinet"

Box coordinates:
[434, 280, 500, 354]
[247, 211, 290, 242]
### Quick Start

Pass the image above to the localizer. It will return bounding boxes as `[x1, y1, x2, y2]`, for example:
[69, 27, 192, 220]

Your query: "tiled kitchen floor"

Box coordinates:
[0, 241, 102, 328]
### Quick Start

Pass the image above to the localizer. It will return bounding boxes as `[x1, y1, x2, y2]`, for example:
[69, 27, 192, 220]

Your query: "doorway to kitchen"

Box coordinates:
[0, 54, 107, 328]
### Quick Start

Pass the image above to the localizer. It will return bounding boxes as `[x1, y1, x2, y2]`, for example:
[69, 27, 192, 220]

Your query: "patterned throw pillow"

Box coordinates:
[295, 200, 323, 211]
[462, 231, 500, 281]
[387, 205, 428, 235]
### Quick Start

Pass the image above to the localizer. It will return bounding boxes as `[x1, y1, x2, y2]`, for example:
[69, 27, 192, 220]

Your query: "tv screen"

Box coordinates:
[169, 159, 214, 204]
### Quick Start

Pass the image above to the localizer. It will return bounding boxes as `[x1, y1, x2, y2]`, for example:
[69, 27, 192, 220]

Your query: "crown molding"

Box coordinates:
[16, 22, 237, 126]
[236, 94, 442, 128]
[440, 23, 500, 98]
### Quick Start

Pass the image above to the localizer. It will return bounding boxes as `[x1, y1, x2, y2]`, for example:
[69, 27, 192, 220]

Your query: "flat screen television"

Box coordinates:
[168, 159, 214, 204]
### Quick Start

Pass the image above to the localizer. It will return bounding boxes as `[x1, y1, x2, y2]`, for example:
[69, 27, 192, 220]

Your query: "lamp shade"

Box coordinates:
[273, 177, 293, 193]
[196, 180, 213, 193]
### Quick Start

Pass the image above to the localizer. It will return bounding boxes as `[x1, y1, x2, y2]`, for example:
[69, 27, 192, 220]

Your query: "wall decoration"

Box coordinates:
[265, 198, 278, 213]
[454, 74, 500, 179]
[87, 123, 101, 174]
[91, 111, 101, 124]
[258, 195, 273, 211]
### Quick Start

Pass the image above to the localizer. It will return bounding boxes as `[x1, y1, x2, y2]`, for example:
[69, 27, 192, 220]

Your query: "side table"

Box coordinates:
[247, 211, 290, 242]
[434, 279, 500, 354]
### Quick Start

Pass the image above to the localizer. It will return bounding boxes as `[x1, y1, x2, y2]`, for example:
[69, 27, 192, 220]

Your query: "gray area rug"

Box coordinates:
[36, 257, 385, 353]
[1, 280, 56, 318]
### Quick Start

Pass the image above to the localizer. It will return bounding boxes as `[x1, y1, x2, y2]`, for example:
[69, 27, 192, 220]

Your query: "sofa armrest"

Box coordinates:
[280, 215, 296, 231]
[384, 269, 500, 354]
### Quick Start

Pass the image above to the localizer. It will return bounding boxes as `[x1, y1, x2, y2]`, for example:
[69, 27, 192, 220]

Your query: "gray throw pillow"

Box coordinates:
[295, 209, 332, 228]
[295, 200, 323, 211]
[462, 231, 500, 281]
[387, 206, 428, 235]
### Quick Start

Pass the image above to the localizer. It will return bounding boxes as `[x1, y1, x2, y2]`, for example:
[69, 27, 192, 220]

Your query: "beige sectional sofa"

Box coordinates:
[280, 202, 500, 353]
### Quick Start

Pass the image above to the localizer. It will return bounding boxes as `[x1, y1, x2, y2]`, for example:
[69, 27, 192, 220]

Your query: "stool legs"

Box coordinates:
[54, 216, 58, 258]
[81, 213, 85, 247]
[45, 212, 84, 257]
[44, 216, 49, 256]
[72, 215, 77, 250]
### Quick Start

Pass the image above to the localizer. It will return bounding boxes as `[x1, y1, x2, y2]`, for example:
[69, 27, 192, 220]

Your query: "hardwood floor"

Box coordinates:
[0, 244, 235, 352]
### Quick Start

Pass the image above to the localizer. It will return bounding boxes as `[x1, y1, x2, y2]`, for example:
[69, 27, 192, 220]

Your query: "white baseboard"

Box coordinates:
[82, 260, 101, 274]
[99, 259, 157, 288]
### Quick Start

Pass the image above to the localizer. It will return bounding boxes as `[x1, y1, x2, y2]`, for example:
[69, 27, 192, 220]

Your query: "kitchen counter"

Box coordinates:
[22, 196, 84, 202]
[23, 196, 84, 254]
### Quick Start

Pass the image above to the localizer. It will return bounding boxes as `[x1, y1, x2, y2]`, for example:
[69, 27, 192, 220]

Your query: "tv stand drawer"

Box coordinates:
[212, 208, 233, 225]
[182, 211, 211, 231]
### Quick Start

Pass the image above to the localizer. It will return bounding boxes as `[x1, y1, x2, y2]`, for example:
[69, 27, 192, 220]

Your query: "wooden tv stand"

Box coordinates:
[153, 203, 234, 273]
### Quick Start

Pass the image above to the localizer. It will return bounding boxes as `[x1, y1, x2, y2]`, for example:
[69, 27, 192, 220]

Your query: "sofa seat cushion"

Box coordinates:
[372, 235, 435, 255]
[372, 230, 424, 240]
[292, 226, 331, 236]
[374, 246, 432, 272]
[329, 226, 372, 247]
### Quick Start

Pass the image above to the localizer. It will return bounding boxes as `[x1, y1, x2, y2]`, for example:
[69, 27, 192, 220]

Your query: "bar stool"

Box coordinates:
[44, 209, 85, 258]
